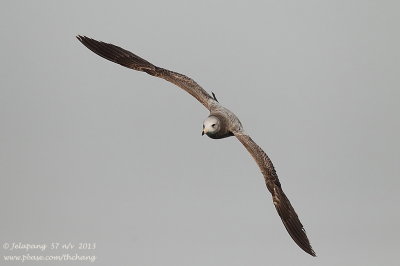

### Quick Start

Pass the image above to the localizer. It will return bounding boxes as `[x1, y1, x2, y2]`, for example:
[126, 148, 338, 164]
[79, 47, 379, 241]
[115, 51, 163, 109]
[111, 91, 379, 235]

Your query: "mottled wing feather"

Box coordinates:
[234, 132, 316, 256]
[76, 35, 213, 109]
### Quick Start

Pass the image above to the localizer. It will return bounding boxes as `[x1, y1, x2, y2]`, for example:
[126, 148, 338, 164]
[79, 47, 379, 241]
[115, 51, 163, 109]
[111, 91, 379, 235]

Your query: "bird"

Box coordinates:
[76, 35, 316, 257]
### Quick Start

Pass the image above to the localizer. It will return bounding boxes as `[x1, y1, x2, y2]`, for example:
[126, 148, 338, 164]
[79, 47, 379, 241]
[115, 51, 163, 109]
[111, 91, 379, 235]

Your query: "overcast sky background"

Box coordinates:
[1, 1, 399, 265]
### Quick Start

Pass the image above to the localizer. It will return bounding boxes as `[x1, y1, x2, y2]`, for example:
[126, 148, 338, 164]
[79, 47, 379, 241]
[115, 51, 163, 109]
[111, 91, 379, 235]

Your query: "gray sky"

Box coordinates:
[1, 1, 399, 265]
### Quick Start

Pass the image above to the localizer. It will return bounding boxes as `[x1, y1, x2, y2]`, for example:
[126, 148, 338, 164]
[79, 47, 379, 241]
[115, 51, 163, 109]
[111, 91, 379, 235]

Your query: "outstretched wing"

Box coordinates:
[234, 132, 316, 256]
[76, 35, 214, 109]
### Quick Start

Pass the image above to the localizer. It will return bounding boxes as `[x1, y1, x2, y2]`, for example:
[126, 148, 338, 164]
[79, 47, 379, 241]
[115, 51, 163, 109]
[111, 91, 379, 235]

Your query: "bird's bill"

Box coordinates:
[202, 130, 205, 136]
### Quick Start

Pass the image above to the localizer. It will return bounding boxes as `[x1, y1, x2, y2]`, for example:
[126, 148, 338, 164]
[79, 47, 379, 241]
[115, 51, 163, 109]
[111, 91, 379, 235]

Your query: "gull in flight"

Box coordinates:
[77, 36, 316, 256]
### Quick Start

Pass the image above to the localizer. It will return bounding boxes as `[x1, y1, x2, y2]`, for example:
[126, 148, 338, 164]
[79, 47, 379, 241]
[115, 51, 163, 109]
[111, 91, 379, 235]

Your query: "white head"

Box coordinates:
[202, 116, 221, 136]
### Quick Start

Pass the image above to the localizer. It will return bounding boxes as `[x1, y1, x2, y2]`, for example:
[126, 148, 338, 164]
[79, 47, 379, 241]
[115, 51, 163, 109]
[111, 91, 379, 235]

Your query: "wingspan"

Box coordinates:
[234, 132, 316, 256]
[76, 35, 214, 109]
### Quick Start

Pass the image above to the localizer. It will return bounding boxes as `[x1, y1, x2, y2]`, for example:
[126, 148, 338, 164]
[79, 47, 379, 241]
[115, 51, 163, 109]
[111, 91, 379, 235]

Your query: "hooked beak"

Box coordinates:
[202, 130, 205, 136]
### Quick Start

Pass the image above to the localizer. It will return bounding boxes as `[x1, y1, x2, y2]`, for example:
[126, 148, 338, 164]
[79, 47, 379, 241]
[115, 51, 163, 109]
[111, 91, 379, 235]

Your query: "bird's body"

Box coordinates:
[204, 102, 242, 139]
[77, 35, 316, 257]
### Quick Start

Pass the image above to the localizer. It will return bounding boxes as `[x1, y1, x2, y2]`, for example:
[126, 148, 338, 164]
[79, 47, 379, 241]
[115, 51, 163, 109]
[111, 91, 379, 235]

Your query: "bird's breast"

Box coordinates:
[207, 131, 234, 139]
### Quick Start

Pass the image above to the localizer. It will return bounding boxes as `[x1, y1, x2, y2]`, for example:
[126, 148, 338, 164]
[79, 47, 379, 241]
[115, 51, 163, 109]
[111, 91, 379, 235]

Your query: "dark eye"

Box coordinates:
[211, 124, 216, 127]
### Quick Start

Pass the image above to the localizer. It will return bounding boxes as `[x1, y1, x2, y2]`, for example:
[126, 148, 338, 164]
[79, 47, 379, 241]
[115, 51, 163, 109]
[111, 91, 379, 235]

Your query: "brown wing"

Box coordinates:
[234, 132, 316, 256]
[76, 35, 214, 109]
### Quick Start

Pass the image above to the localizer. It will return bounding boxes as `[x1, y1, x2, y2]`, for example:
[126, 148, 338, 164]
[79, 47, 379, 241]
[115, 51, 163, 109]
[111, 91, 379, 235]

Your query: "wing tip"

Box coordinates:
[298, 229, 316, 257]
[307, 247, 317, 257]
[297, 226, 316, 256]
[290, 227, 317, 257]
[76, 35, 90, 43]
